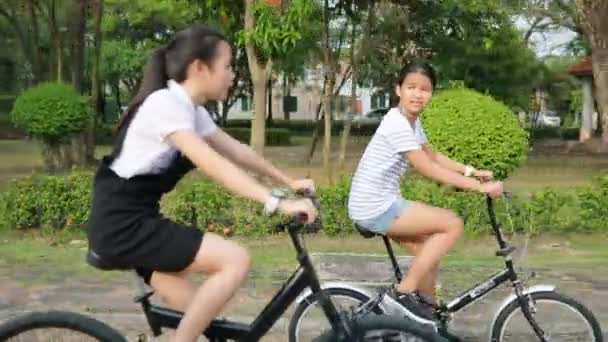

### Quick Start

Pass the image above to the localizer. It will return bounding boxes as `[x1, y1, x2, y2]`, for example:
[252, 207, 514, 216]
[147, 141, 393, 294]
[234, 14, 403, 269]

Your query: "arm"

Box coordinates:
[205, 129, 295, 188]
[406, 149, 482, 191]
[422, 144, 468, 174]
[169, 129, 271, 204]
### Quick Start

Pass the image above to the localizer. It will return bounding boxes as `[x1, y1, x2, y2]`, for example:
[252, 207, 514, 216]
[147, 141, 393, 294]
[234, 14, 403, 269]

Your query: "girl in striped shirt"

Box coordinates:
[348, 62, 503, 320]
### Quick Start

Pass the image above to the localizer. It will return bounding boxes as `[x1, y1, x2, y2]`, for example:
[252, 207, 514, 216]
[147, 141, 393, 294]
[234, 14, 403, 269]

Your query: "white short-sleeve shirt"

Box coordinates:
[348, 107, 428, 220]
[111, 80, 218, 178]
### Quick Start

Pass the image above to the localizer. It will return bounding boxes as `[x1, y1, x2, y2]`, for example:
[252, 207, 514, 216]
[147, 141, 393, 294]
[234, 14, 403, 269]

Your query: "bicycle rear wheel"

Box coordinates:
[313, 314, 449, 342]
[0, 310, 127, 342]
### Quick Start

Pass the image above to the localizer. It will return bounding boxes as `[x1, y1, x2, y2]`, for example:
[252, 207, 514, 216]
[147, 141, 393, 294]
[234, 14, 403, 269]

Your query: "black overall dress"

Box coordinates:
[87, 112, 203, 284]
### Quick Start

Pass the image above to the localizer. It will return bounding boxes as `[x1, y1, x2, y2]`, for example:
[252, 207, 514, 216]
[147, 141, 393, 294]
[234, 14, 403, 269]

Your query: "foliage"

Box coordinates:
[224, 127, 292, 146]
[2, 171, 608, 236]
[0, 171, 93, 230]
[242, 0, 320, 60]
[10, 82, 91, 145]
[0, 95, 15, 114]
[421, 87, 529, 179]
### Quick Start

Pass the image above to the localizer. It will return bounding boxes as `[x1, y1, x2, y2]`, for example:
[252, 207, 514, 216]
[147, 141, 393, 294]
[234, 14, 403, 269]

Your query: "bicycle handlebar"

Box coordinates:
[274, 190, 322, 234]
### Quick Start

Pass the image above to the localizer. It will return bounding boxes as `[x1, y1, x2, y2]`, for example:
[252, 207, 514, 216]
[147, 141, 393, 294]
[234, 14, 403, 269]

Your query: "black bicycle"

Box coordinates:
[290, 194, 603, 342]
[0, 193, 448, 342]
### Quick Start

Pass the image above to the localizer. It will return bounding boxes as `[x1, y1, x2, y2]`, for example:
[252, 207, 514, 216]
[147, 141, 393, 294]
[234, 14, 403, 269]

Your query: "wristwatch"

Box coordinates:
[264, 188, 287, 215]
[464, 165, 475, 177]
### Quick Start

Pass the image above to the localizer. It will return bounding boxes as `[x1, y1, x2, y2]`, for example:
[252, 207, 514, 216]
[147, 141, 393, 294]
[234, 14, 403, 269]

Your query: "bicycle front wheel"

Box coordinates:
[0, 310, 128, 342]
[491, 291, 603, 341]
[313, 314, 448, 342]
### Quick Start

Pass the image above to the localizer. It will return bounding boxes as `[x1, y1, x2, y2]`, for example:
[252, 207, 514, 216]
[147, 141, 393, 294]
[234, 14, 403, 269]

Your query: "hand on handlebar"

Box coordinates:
[479, 181, 504, 199]
[278, 198, 318, 224]
[289, 178, 316, 195]
[472, 169, 494, 181]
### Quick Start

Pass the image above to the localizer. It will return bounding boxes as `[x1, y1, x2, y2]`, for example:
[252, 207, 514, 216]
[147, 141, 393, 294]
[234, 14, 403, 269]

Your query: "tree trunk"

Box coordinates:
[580, 77, 594, 142]
[338, 22, 358, 170]
[221, 101, 229, 126]
[26, 0, 43, 82]
[266, 78, 273, 125]
[283, 74, 290, 120]
[87, 0, 104, 161]
[71, 0, 87, 92]
[322, 80, 334, 184]
[321, 0, 333, 183]
[576, 0, 608, 145]
[307, 99, 325, 163]
[65, 0, 88, 168]
[592, 48, 608, 144]
[244, 0, 271, 154]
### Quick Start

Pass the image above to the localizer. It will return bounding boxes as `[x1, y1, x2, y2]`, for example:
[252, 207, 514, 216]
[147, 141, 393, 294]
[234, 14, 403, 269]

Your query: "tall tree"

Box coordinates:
[243, 0, 318, 153]
[575, 0, 608, 144]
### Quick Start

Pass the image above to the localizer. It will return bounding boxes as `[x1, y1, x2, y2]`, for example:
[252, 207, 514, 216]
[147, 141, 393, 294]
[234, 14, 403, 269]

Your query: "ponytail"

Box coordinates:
[114, 25, 227, 134]
[115, 46, 168, 132]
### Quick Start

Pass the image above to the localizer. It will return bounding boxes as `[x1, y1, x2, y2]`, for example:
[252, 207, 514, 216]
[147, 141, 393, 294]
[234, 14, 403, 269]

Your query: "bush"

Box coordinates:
[0, 114, 25, 139]
[421, 88, 529, 179]
[11, 82, 92, 145]
[561, 128, 579, 141]
[2, 171, 607, 236]
[527, 127, 581, 141]
[95, 121, 116, 145]
[0, 171, 93, 230]
[0, 95, 15, 114]
[577, 175, 608, 231]
[224, 127, 292, 146]
[528, 127, 561, 140]
[225, 119, 380, 137]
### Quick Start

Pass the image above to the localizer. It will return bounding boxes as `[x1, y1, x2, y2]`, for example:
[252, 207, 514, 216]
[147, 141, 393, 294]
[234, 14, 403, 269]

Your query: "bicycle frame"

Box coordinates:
[136, 219, 348, 342]
[377, 195, 548, 340]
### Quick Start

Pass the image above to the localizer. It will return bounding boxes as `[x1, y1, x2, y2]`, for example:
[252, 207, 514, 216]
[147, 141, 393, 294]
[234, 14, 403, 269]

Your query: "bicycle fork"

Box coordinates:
[513, 280, 549, 342]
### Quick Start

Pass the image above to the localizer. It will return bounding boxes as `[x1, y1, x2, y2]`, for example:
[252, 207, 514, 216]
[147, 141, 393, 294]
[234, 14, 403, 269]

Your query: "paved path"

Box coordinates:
[0, 263, 606, 341]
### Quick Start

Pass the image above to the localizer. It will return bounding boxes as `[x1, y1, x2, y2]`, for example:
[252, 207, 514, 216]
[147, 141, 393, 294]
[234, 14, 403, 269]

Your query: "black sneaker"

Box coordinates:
[390, 289, 435, 321]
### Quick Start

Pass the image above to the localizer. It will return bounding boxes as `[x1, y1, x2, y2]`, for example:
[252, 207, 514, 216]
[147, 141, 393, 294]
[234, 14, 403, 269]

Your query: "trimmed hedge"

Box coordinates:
[528, 127, 579, 141]
[225, 119, 380, 137]
[2, 171, 607, 236]
[421, 88, 529, 179]
[0, 95, 15, 114]
[224, 127, 292, 146]
[11, 82, 92, 145]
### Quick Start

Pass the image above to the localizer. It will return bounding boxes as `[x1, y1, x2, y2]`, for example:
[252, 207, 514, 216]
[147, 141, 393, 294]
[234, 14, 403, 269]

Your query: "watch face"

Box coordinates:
[271, 189, 287, 198]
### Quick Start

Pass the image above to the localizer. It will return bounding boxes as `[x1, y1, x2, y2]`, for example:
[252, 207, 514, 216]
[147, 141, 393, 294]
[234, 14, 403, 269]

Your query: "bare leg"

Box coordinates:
[165, 233, 251, 342]
[386, 202, 463, 294]
[395, 237, 439, 302]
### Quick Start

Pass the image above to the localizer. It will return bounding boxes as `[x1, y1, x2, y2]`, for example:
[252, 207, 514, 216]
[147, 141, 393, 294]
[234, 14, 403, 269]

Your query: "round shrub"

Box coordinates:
[11, 82, 91, 145]
[421, 88, 528, 179]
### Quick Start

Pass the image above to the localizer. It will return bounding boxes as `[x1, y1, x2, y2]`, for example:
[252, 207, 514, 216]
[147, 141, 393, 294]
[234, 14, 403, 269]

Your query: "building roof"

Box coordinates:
[568, 56, 593, 76]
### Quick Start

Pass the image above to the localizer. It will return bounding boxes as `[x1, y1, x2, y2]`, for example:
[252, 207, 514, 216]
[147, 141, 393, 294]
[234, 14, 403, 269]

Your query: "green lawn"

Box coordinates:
[2, 138, 608, 194]
[0, 231, 608, 295]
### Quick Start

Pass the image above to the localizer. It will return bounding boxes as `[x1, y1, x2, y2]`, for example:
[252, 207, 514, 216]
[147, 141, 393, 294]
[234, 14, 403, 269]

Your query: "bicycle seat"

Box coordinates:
[86, 249, 130, 271]
[354, 223, 380, 239]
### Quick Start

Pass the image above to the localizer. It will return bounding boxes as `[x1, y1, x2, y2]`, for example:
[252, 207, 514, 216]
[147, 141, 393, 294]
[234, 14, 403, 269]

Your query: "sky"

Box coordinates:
[513, 16, 578, 57]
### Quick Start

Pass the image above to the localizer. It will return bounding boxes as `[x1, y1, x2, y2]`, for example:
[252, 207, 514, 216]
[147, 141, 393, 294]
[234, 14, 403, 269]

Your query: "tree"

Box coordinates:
[575, 0, 608, 144]
[243, 0, 318, 153]
[338, 0, 375, 170]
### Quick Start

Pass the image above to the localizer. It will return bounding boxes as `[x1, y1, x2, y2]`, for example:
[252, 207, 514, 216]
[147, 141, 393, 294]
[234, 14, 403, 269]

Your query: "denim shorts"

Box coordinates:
[353, 197, 412, 235]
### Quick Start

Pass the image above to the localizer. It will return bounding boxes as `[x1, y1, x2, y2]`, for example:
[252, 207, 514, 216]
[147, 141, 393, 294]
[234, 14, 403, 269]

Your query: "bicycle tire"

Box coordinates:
[289, 287, 385, 342]
[313, 313, 449, 342]
[0, 310, 128, 342]
[491, 291, 603, 342]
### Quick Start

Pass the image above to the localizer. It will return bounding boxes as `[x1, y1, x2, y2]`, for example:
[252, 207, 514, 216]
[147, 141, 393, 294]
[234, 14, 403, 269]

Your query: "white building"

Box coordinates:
[226, 64, 390, 121]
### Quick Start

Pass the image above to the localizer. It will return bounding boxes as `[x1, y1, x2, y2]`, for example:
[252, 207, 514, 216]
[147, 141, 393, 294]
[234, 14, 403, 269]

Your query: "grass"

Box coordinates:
[1, 229, 607, 289]
[1, 137, 607, 191]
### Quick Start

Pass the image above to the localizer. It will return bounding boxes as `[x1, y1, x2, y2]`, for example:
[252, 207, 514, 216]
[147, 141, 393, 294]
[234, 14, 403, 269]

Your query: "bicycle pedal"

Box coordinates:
[134, 291, 154, 303]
